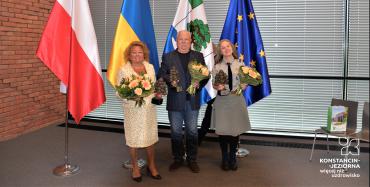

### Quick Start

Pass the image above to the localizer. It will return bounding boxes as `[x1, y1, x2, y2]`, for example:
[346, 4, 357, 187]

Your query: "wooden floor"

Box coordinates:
[0, 123, 369, 187]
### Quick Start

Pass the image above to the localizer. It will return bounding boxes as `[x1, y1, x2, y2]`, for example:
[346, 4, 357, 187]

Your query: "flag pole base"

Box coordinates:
[236, 148, 250, 158]
[53, 164, 80, 177]
[122, 159, 146, 169]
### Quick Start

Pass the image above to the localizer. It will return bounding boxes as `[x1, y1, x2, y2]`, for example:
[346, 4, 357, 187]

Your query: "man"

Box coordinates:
[159, 30, 208, 173]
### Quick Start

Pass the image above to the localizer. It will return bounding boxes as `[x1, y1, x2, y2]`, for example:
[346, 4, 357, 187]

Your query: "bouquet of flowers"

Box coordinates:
[235, 66, 262, 95]
[115, 74, 154, 107]
[170, 66, 182, 92]
[214, 69, 228, 86]
[187, 60, 210, 95]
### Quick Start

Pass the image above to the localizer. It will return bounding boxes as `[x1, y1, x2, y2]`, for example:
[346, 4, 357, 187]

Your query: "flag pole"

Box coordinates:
[122, 159, 147, 169]
[236, 141, 250, 158]
[52, 97, 80, 176]
[53, 0, 80, 176]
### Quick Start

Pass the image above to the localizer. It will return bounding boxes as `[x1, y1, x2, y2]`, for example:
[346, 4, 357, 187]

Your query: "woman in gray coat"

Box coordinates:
[211, 39, 251, 171]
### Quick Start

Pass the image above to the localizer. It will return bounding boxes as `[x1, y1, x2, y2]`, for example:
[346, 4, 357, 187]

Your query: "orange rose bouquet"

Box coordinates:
[235, 66, 262, 95]
[115, 74, 154, 107]
[187, 60, 210, 95]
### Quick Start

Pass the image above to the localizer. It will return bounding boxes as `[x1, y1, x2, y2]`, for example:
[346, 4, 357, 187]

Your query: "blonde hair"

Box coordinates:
[124, 41, 150, 62]
[214, 39, 238, 64]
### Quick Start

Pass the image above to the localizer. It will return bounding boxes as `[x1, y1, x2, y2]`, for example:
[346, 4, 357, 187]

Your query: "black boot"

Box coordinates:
[229, 136, 239, 171]
[219, 136, 229, 171]
[221, 152, 229, 171]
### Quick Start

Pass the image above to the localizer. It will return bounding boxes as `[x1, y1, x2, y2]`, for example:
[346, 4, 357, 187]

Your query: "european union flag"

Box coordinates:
[220, 0, 272, 106]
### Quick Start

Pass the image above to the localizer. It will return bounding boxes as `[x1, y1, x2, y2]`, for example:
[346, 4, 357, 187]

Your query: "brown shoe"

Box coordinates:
[169, 160, 183, 171]
[187, 161, 200, 173]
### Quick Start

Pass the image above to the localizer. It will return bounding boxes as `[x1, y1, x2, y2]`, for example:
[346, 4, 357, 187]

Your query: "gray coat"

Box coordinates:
[212, 59, 244, 94]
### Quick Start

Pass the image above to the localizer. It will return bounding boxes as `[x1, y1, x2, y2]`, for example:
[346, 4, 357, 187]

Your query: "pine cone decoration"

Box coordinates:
[154, 78, 167, 95]
[214, 70, 228, 85]
[170, 66, 182, 92]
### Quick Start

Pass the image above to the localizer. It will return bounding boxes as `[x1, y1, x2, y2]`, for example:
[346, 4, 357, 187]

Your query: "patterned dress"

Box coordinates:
[116, 61, 158, 148]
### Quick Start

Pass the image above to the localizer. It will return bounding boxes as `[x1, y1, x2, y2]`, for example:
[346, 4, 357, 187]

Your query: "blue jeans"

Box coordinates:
[168, 101, 199, 162]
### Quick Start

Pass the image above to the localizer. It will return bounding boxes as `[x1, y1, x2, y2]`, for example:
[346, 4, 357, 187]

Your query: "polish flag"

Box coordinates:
[36, 0, 106, 124]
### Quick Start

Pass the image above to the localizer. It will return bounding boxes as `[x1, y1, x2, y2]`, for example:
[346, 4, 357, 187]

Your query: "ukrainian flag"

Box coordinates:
[107, 0, 159, 86]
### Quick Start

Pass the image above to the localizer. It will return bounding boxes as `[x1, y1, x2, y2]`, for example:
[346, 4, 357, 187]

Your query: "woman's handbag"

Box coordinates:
[151, 97, 163, 105]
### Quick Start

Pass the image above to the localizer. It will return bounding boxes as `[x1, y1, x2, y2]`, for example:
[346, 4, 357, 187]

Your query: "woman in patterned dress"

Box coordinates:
[116, 41, 161, 182]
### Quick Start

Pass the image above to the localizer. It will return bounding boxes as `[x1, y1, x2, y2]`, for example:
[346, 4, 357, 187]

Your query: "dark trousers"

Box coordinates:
[168, 101, 199, 162]
[198, 98, 215, 143]
[219, 135, 239, 164]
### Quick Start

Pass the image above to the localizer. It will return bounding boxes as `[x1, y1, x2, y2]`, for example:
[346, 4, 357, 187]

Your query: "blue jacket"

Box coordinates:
[159, 50, 208, 111]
